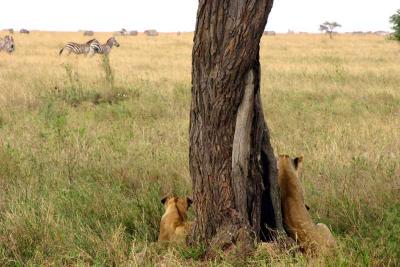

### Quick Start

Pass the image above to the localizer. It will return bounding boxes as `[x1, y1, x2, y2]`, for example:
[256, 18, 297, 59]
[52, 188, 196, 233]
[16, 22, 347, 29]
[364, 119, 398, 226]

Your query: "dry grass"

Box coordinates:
[0, 31, 399, 266]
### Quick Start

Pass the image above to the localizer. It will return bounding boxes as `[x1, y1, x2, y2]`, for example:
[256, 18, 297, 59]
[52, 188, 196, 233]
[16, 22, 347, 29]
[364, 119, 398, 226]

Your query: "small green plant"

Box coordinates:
[63, 64, 85, 106]
[39, 100, 68, 139]
[177, 243, 206, 260]
[128, 183, 164, 241]
[101, 55, 115, 89]
[390, 9, 400, 41]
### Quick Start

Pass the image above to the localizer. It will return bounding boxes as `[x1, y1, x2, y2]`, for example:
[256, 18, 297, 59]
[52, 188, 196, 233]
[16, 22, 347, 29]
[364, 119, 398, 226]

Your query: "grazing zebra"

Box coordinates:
[0, 35, 15, 53]
[59, 38, 100, 56]
[83, 30, 94, 36]
[20, 29, 30, 34]
[129, 30, 138, 36]
[92, 37, 120, 55]
[144, 29, 158, 36]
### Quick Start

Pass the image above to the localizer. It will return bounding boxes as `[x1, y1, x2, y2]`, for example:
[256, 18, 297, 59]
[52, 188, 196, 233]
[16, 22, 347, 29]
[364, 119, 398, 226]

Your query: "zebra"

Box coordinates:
[92, 37, 120, 55]
[83, 30, 94, 36]
[129, 30, 138, 36]
[144, 29, 158, 36]
[0, 35, 15, 53]
[59, 38, 100, 56]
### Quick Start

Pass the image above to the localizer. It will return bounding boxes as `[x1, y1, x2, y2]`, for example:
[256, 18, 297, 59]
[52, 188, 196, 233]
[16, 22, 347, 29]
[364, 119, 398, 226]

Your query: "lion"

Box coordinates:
[277, 155, 336, 255]
[158, 195, 193, 243]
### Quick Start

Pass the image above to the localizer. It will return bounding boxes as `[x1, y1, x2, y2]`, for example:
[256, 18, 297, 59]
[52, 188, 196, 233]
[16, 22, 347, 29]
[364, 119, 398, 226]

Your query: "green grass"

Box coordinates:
[0, 32, 399, 266]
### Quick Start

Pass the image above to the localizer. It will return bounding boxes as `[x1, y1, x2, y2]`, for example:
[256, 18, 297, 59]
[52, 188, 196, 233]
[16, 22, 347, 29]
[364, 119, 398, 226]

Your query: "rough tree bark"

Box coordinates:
[189, 0, 284, 256]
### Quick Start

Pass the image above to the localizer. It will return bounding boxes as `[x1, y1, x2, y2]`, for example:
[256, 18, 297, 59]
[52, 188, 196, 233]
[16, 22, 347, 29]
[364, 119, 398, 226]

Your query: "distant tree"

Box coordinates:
[319, 21, 341, 39]
[389, 9, 400, 41]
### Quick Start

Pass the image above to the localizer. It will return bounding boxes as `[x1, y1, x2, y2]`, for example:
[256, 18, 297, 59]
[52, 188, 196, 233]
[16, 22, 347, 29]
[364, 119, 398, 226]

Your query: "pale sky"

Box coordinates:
[2, 0, 398, 33]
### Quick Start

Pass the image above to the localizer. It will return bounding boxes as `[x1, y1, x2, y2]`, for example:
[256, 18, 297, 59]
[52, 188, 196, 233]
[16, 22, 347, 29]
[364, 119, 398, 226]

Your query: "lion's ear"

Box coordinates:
[293, 156, 303, 178]
[293, 156, 303, 169]
[187, 197, 193, 208]
[161, 196, 169, 205]
[305, 204, 310, 210]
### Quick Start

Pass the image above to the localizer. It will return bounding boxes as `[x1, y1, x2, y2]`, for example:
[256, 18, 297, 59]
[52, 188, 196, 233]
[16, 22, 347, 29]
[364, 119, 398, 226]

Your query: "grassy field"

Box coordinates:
[0, 31, 399, 266]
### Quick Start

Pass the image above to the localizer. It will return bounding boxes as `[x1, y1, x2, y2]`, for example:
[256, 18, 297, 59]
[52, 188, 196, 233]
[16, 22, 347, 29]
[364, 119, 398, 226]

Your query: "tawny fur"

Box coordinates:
[277, 155, 336, 255]
[158, 196, 193, 243]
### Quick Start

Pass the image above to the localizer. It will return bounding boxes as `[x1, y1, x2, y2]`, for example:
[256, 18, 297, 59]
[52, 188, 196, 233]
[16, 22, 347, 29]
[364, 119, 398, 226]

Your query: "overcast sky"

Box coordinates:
[2, 0, 398, 33]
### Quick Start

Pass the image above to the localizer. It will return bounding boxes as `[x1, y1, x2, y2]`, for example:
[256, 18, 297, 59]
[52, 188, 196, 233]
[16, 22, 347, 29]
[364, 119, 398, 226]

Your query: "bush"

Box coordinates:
[390, 9, 400, 41]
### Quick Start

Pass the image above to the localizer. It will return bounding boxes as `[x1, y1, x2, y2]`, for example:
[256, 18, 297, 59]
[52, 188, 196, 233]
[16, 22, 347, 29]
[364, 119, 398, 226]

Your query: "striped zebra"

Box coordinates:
[83, 30, 94, 36]
[92, 37, 120, 55]
[144, 29, 158, 36]
[129, 30, 138, 36]
[20, 29, 30, 34]
[0, 35, 15, 53]
[59, 38, 100, 56]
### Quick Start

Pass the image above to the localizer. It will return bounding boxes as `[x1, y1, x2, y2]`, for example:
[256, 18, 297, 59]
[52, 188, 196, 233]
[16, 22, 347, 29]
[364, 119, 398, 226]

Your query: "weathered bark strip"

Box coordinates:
[232, 70, 255, 221]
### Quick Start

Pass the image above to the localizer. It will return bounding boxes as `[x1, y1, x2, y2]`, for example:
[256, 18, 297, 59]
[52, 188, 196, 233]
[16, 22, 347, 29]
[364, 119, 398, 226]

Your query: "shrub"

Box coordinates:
[390, 9, 400, 41]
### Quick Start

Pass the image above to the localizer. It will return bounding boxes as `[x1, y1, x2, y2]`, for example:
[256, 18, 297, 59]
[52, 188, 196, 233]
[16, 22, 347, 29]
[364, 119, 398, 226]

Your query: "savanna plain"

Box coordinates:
[0, 32, 399, 266]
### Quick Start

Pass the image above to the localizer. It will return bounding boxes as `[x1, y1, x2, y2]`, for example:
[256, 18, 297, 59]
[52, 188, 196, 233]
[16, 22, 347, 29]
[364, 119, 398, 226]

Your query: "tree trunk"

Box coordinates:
[189, 0, 284, 256]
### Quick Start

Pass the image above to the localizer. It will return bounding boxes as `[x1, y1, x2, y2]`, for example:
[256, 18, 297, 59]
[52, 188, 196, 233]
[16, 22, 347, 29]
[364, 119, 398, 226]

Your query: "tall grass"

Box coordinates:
[0, 31, 399, 266]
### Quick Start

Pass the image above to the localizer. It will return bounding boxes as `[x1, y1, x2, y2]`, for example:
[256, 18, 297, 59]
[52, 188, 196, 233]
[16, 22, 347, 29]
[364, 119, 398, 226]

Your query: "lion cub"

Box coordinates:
[158, 195, 193, 243]
[277, 155, 336, 255]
